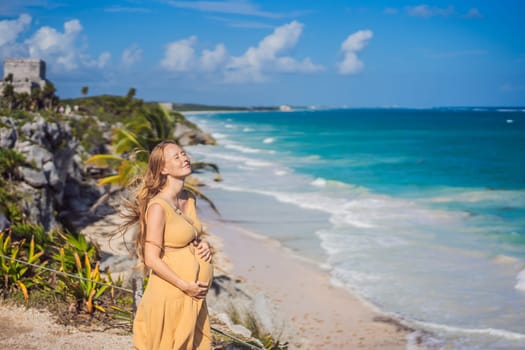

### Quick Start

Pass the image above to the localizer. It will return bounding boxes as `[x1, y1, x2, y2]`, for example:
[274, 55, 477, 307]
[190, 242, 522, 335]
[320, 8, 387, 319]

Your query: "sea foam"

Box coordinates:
[186, 109, 525, 349]
[311, 178, 327, 187]
[225, 143, 264, 154]
[406, 319, 525, 341]
[515, 269, 525, 292]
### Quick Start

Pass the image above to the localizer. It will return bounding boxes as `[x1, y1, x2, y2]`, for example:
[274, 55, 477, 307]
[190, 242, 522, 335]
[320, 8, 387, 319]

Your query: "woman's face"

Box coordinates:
[161, 144, 192, 179]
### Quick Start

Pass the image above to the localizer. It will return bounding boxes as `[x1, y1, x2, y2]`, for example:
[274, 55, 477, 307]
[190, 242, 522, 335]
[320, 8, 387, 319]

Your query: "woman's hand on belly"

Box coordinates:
[182, 280, 209, 300]
[194, 239, 212, 262]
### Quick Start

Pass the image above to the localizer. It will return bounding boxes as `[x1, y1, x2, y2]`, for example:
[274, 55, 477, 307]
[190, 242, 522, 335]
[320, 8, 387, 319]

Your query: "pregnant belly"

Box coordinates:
[162, 249, 200, 282]
[196, 257, 213, 287]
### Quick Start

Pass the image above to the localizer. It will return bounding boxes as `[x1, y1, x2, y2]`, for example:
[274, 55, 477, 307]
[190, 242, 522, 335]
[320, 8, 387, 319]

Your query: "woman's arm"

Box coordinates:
[144, 203, 208, 299]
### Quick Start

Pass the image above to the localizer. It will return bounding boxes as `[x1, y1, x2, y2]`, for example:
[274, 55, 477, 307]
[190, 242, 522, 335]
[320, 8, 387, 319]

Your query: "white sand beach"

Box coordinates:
[0, 206, 415, 349]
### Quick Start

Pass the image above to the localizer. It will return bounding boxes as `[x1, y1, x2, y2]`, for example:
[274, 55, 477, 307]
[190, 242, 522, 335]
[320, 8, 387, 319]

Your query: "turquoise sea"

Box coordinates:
[185, 108, 525, 349]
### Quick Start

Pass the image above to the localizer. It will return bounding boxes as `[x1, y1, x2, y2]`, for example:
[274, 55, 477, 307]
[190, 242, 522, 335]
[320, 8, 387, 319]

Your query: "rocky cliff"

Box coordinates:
[0, 110, 215, 232]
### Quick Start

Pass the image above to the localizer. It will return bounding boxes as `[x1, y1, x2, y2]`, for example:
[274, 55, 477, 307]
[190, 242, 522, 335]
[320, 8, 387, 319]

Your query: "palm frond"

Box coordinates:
[85, 154, 124, 168]
[97, 174, 123, 186]
[184, 182, 220, 216]
[191, 162, 220, 174]
[113, 128, 147, 154]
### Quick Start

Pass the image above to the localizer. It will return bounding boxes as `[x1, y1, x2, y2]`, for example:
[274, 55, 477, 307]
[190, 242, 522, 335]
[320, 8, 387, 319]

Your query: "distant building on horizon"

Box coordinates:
[158, 102, 174, 112]
[0, 58, 48, 95]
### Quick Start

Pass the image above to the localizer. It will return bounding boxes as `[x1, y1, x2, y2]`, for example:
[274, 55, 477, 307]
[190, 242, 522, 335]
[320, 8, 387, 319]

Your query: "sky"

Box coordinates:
[0, 0, 524, 108]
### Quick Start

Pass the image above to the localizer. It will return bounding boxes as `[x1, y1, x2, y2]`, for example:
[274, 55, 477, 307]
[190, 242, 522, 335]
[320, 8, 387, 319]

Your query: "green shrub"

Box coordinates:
[0, 232, 48, 303]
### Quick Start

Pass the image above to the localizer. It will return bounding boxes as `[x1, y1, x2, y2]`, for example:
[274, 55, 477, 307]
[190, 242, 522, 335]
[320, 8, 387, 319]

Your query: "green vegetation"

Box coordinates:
[0, 148, 29, 225]
[222, 303, 289, 350]
[0, 232, 46, 303]
[0, 221, 133, 326]
[69, 114, 105, 154]
[1, 80, 59, 112]
[0, 91, 221, 319]
[0, 91, 288, 347]
[79, 95, 221, 213]
[61, 94, 143, 124]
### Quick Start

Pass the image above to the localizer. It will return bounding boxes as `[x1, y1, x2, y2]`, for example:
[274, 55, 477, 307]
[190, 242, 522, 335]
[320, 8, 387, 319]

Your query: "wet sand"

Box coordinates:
[208, 217, 414, 349]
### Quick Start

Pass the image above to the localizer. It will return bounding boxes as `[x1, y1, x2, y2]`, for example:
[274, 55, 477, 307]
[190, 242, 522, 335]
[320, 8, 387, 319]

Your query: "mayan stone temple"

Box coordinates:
[0, 58, 48, 94]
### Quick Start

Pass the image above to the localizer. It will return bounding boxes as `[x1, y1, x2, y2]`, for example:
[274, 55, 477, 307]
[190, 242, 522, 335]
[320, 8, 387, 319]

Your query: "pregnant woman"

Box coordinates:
[119, 140, 213, 349]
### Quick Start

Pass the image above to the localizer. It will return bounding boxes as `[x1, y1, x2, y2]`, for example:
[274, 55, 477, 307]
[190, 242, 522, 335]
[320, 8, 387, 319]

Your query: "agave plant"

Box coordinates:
[0, 232, 47, 303]
[57, 252, 110, 314]
[52, 230, 99, 273]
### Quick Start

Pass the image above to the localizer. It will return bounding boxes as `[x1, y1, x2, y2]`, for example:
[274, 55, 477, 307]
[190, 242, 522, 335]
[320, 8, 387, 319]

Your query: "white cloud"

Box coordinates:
[0, 14, 32, 58]
[338, 30, 373, 75]
[0, 18, 112, 73]
[25, 19, 84, 70]
[338, 52, 363, 74]
[0, 14, 31, 47]
[159, 21, 323, 82]
[97, 52, 111, 68]
[122, 44, 143, 67]
[200, 44, 228, 72]
[406, 5, 455, 18]
[225, 21, 323, 82]
[161, 36, 197, 72]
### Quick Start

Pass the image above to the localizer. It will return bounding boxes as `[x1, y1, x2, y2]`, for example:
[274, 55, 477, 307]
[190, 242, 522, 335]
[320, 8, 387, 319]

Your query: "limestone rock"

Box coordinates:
[19, 182, 58, 230]
[19, 166, 47, 188]
[0, 120, 17, 148]
[174, 122, 216, 146]
[0, 212, 10, 232]
[1, 113, 101, 231]
[15, 141, 54, 167]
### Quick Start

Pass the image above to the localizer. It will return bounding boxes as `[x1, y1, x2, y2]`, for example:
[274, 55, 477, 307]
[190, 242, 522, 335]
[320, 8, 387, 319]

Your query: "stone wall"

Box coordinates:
[4, 58, 46, 81]
[1, 58, 47, 94]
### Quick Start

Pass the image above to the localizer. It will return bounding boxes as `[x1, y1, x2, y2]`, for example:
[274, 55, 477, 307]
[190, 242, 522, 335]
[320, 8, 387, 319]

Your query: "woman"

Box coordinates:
[120, 140, 213, 349]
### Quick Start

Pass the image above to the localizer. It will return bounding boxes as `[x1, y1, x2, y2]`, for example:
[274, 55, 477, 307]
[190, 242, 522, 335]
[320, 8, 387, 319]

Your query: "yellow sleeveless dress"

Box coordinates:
[133, 196, 213, 350]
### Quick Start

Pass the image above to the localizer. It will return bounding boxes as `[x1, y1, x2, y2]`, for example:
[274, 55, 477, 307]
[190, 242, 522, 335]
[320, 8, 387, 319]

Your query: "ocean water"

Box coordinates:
[185, 108, 525, 349]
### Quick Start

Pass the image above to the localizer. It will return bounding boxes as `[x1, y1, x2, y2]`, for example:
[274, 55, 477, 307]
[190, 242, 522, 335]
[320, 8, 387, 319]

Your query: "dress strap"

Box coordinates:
[145, 240, 164, 251]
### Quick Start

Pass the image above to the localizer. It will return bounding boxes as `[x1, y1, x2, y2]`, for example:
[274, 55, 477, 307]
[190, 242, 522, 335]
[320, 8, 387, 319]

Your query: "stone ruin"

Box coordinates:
[0, 58, 48, 94]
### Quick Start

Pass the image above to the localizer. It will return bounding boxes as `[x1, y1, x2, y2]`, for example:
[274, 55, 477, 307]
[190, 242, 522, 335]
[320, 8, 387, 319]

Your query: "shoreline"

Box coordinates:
[203, 213, 415, 349]
[0, 191, 417, 350]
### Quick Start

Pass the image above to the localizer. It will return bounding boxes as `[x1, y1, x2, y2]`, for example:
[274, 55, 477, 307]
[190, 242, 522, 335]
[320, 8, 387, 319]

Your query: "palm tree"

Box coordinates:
[2, 84, 15, 111]
[41, 81, 57, 110]
[85, 105, 220, 214]
[4, 73, 13, 83]
[126, 87, 136, 100]
[81, 86, 89, 97]
[17, 92, 31, 111]
[30, 86, 42, 110]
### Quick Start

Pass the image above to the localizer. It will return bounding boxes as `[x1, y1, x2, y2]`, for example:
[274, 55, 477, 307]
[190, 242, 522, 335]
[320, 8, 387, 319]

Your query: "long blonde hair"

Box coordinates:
[118, 140, 178, 263]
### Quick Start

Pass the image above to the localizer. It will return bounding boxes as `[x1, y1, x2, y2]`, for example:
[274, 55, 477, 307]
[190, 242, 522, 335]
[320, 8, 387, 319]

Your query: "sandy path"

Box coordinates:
[0, 304, 132, 349]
